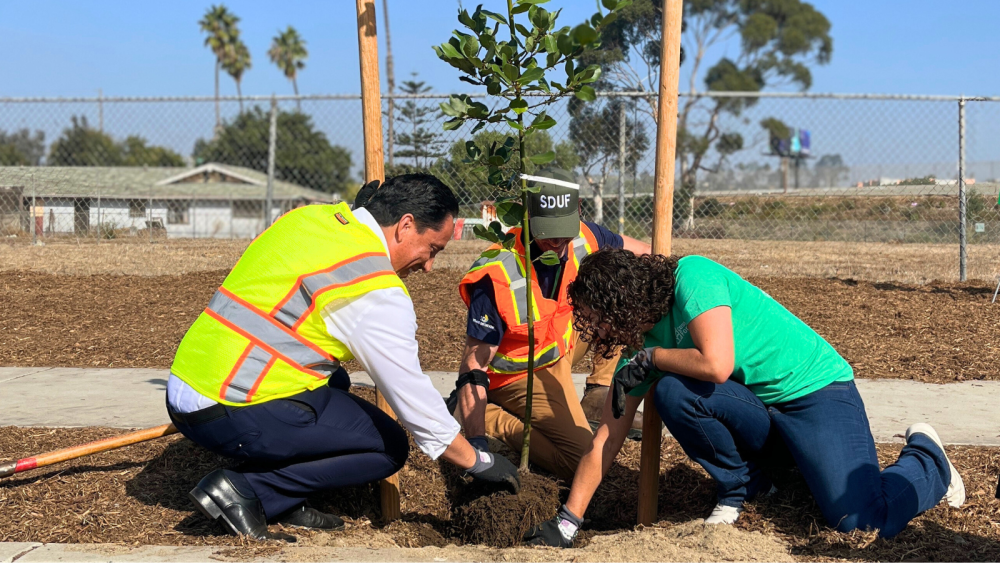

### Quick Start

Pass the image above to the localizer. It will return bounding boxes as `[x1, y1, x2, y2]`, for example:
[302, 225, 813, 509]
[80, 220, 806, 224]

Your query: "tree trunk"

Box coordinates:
[293, 77, 301, 112]
[214, 60, 221, 134]
[592, 179, 604, 225]
[236, 80, 244, 113]
[382, 0, 396, 169]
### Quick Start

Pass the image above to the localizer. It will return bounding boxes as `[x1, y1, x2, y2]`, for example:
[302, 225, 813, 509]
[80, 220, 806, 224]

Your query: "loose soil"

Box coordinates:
[1, 388, 999, 560]
[1, 269, 997, 383]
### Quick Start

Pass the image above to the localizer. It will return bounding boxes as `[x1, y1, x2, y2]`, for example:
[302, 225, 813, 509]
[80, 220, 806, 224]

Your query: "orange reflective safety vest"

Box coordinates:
[458, 224, 599, 389]
[170, 203, 407, 406]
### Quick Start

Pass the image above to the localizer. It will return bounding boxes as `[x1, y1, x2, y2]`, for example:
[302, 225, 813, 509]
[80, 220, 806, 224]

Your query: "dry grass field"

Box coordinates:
[3, 237, 998, 283]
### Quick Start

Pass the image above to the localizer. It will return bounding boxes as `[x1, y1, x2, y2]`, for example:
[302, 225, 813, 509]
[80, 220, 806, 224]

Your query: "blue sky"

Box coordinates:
[1, 0, 999, 98]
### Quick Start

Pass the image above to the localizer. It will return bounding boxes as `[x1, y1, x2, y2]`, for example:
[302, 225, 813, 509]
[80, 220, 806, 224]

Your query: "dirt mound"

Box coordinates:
[450, 471, 561, 547]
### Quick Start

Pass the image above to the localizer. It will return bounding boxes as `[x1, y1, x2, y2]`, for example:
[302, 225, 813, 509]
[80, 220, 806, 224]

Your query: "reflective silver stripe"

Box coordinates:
[224, 346, 273, 403]
[489, 345, 562, 374]
[471, 251, 530, 324]
[274, 254, 395, 326]
[208, 290, 335, 370]
[471, 250, 522, 275]
[572, 236, 589, 263]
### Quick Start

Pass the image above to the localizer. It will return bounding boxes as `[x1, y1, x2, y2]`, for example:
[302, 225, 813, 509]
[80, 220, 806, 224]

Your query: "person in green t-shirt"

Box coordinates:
[523, 249, 965, 548]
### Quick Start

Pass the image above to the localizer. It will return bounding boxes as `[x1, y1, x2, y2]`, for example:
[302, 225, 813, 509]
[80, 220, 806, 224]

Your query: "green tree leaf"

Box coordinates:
[481, 9, 508, 25]
[575, 85, 596, 101]
[528, 150, 555, 164]
[536, 250, 560, 265]
[530, 112, 557, 130]
[519, 67, 545, 83]
[571, 24, 598, 45]
[601, 0, 619, 9]
[496, 200, 525, 227]
[473, 223, 501, 243]
[509, 98, 529, 114]
[442, 117, 464, 130]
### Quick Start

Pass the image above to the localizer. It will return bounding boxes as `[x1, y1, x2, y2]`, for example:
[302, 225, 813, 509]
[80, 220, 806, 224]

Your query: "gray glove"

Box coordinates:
[465, 448, 520, 493]
[522, 504, 584, 547]
[613, 347, 657, 419]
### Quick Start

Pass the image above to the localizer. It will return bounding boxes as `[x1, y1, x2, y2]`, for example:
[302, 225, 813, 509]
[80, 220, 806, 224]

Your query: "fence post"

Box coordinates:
[149, 185, 153, 244]
[96, 186, 101, 244]
[958, 96, 967, 282]
[618, 100, 627, 235]
[30, 171, 36, 246]
[265, 95, 278, 229]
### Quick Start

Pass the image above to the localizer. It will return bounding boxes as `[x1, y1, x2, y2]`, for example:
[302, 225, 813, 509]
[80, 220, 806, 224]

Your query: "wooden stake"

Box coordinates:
[638, 0, 684, 527]
[356, 0, 400, 523]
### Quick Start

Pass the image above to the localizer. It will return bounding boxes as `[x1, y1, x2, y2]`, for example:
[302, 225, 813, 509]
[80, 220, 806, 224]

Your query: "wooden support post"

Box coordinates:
[356, 0, 400, 523]
[637, 0, 684, 527]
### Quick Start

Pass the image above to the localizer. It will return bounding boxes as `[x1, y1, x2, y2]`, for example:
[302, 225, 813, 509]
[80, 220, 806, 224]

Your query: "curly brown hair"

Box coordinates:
[567, 248, 679, 359]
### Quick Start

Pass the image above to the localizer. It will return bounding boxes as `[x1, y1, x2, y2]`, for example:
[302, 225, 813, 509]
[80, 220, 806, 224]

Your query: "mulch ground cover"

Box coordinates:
[0, 386, 999, 560]
[1, 269, 997, 383]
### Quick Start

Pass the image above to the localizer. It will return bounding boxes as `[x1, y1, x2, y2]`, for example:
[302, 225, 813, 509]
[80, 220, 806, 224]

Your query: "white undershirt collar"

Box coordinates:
[352, 207, 391, 256]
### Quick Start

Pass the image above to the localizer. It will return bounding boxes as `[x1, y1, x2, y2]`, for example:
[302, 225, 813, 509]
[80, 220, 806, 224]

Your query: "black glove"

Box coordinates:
[465, 449, 520, 493]
[522, 504, 583, 548]
[467, 435, 490, 453]
[612, 347, 657, 419]
[353, 180, 380, 209]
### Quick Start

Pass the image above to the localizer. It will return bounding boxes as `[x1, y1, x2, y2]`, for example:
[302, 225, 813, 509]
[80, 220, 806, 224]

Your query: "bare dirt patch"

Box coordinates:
[1, 389, 999, 561]
[2, 268, 997, 384]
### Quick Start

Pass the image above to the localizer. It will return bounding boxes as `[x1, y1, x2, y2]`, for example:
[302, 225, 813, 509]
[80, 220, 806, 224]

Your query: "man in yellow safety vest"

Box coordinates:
[166, 174, 518, 542]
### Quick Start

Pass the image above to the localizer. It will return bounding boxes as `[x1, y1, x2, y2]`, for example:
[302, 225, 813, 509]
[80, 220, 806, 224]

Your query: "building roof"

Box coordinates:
[0, 163, 338, 201]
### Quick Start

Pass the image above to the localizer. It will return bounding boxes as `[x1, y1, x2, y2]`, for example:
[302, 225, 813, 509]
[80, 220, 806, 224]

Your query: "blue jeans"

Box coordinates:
[653, 374, 950, 538]
[169, 371, 409, 518]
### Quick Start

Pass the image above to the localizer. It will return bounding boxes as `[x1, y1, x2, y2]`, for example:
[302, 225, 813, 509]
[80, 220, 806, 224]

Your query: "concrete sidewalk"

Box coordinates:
[1, 366, 998, 445]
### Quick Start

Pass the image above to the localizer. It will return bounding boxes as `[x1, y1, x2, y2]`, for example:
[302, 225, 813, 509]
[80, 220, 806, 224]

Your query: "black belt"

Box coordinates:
[167, 401, 228, 427]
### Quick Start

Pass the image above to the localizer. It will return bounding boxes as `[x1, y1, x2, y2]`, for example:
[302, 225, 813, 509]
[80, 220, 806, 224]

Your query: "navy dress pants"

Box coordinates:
[169, 370, 409, 518]
[653, 374, 950, 538]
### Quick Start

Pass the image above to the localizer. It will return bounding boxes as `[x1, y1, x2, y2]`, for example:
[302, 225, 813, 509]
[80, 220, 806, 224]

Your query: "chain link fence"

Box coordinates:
[1, 92, 998, 281]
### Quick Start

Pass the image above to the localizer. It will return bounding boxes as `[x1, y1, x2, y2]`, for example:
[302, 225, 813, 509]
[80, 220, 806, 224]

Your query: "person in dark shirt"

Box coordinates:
[453, 168, 649, 479]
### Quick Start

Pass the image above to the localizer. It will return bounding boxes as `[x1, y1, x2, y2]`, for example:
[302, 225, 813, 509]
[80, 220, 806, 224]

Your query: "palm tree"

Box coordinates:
[199, 5, 239, 130]
[267, 26, 308, 111]
[223, 40, 252, 113]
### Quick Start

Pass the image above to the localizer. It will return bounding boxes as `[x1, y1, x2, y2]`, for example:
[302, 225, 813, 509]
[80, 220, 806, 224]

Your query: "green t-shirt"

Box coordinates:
[624, 255, 853, 405]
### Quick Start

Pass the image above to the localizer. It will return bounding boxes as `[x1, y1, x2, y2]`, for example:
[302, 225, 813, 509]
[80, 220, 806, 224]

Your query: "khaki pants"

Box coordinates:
[484, 336, 617, 480]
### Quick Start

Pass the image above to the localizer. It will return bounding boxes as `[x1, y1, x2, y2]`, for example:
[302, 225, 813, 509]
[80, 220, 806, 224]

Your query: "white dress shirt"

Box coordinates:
[166, 207, 461, 459]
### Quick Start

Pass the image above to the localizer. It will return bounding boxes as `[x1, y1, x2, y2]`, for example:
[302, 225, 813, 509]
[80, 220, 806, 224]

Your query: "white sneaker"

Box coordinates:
[704, 504, 742, 525]
[905, 423, 965, 508]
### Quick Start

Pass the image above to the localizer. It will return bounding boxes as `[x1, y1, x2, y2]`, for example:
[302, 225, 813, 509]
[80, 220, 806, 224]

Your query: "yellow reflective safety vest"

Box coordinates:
[458, 224, 599, 389]
[171, 203, 406, 406]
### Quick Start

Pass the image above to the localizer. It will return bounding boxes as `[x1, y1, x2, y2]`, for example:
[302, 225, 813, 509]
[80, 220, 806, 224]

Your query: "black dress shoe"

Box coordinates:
[189, 469, 296, 542]
[275, 506, 345, 530]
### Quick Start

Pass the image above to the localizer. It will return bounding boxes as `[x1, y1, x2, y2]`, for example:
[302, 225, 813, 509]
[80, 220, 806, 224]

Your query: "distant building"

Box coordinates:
[0, 163, 336, 238]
